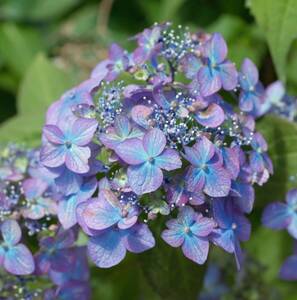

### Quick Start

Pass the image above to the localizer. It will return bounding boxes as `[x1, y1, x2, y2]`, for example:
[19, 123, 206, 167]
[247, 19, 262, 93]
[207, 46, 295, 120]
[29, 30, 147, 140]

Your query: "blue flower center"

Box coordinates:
[65, 141, 72, 149]
[148, 157, 155, 164]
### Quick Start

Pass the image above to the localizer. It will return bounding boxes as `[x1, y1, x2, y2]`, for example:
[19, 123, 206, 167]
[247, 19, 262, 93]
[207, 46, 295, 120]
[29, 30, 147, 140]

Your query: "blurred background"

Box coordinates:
[0, 1, 297, 299]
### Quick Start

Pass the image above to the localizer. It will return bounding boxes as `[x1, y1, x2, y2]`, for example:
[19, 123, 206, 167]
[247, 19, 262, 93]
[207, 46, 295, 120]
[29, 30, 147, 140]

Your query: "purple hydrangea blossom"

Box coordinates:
[280, 253, 297, 281]
[162, 206, 215, 264]
[99, 115, 143, 150]
[184, 136, 231, 197]
[197, 33, 238, 97]
[0, 220, 35, 275]
[262, 189, 297, 238]
[41, 118, 98, 174]
[238, 58, 264, 114]
[211, 198, 251, 269]
[115, 128, 182, 194]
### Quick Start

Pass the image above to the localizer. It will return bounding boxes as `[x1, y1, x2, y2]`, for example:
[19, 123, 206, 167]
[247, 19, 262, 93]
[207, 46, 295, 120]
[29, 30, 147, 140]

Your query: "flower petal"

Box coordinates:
[143, 128, 166, 158]
[40, 143, 66, 168]
[65, 145, 91, 174]
[123, 223, 155, 253]
[204, 166, 231, 197]
[83, 191, 121, 230]
[195, 103, 225, 128]
[239, 58, 259, 90]
[185, 166, 205, 193]
[219, 61, 238, 91]
[191, 214, 215, 237]
[128, 163, 163, 195]
[4, 244, 35, 275]
[115, 138, 148, 165]
[70, 118, 98, 146]
[262, 202, 292, 230]
[154, 149, 182, 171]
[204, 33, 227, 64]
[87, 228, 126, 268]
[198, 66, 221, 97]
[43, 125, 65, 144]
[182, 235, 209, 264]
[1, 219, 21, 246]
[279, 255, 297, 280]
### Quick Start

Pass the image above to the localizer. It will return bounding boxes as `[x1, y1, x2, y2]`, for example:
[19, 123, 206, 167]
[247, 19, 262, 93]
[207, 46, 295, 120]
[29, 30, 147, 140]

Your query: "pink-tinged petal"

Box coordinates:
[222, 147, 240, 180]
[204, 33, 227, 64]
[71, 118, 98, 146]
[23, 178, 48, 200]
[182, 235, 209, 264]
[191, 214, 215, 237]
[219, 61, 238, 91]
[198, 66, 222, 97]
[115, 138, 148, 165]
[286, 189, 297, 207]
[123, 224, 155, 253]
[76, 200, 100, 236]
[1, 219, 21, 246]
[143, 128, 166, 157]
[279, 255, 297, 280]
[131, 105, 153, 128]
[204, 166, 231, 197]
[239, 58, 259, 89]
[155, 149, 182, 171]
[161, 228, 184, 247]
[65, 145, 91, 174]
[4, 244, 35, 275]
[195, 103, 225, 128]
[99, 128, 121, 150]
[83, 192, 121, 230]
[87, 229, 126, 268]
[91, 59, 109, 79]
[127, 163, 163, 195]
[40, 144, 66, 168]
[262, 202, 291, 230]
[185, 166, 205, 193]
[43, 125, 65, 144]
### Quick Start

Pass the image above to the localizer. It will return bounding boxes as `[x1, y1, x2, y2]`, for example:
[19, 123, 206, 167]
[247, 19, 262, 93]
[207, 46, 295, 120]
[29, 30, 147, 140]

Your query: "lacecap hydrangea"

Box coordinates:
[0, 144, 91, 299]
[39, 23, 274, 270]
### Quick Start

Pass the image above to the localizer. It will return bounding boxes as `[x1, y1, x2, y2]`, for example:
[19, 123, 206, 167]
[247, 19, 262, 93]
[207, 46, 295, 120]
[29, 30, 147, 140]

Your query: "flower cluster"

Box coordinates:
[262, 189, 297, 281]
[0, 144, 90, 299]
[36, 23, 275, 272]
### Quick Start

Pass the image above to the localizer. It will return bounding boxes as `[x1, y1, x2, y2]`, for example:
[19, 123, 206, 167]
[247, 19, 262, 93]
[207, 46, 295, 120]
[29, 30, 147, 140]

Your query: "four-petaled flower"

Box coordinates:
[238, 58, 264, 113]
[115, 128, 182, 195]
[99, 115, 143, 150]
[41, 118, 98, 174]
[262, 189, 297, 239]
[0, 220, 35, 275]
[184, 136, 231, 197]
[197, 33, 238, 97]
[211, 198, 251, 269]
[162, 206, 215, 264]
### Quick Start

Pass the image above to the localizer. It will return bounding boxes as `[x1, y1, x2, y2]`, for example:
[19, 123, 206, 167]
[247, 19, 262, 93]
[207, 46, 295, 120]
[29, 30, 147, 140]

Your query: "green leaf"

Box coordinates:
[255, 115, 297, 206]
[17, 53, 74, 115]
[248, 0, 297, 82]
[140, 221, 206, 300]
[0, 54, 75, 145]
[0, 23, 45, 77]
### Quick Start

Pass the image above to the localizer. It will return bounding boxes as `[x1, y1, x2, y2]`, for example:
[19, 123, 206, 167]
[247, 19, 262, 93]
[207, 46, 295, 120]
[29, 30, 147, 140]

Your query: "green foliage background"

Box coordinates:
[0, 0, 297, 299]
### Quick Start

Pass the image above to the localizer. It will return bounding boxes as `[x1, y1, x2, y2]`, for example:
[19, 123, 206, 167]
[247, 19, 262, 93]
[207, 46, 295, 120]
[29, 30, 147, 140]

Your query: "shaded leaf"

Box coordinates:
[249, 0, 297, 82]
